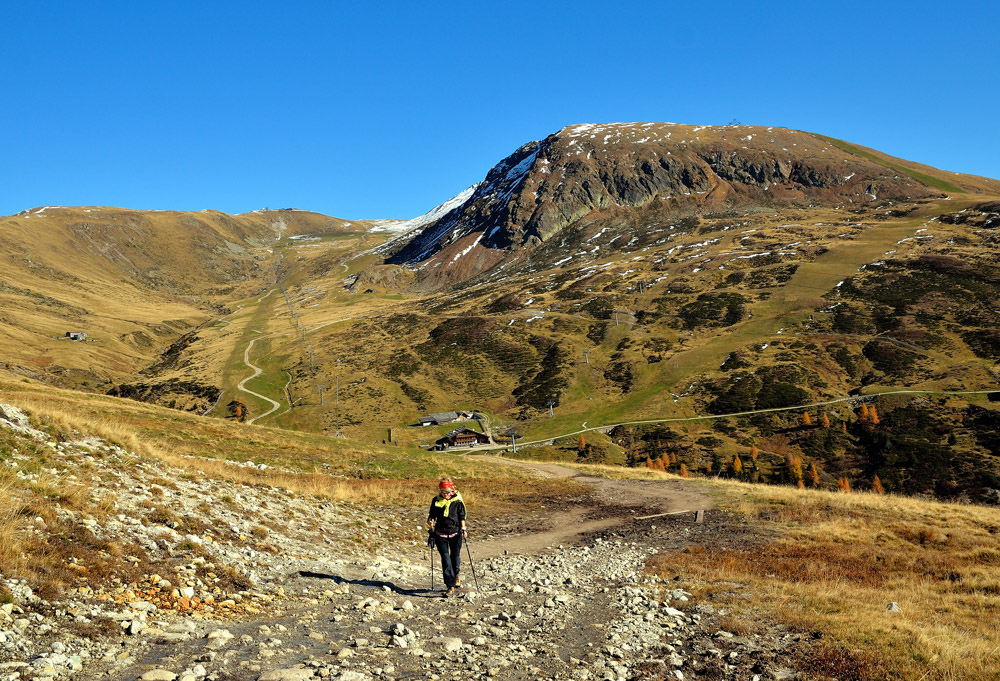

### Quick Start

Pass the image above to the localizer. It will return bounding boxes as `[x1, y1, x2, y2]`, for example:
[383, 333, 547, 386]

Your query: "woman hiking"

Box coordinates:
[427, 477, 467, 597]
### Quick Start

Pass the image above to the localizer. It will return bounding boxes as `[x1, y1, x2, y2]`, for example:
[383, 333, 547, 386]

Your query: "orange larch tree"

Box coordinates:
[872, 475, 885, 494]
[808, 462, 820, 487]
[786, 455, 803, 484]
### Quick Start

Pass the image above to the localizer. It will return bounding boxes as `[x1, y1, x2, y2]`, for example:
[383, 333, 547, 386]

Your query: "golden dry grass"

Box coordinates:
[1, 377, 471, 467]
[0, 470, 26, 575]
[0, 437, 139, 596]
[129, 443, 571, 514]
[639, 475, 1000, 680]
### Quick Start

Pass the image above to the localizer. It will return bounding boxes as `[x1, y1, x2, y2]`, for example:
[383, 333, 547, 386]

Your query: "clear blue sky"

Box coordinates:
[3, 1, 998, 219]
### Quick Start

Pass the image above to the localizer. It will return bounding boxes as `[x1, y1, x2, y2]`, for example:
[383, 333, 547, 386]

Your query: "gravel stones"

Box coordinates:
[128, 601, 158, 613]
[333, 672, 370, 681]
[441, 636, 463, 652]
[205, 629, 235, 649]
[123, 619, 147, 636]
[257, 668, 316, 681]
[140, 671, 178, 681]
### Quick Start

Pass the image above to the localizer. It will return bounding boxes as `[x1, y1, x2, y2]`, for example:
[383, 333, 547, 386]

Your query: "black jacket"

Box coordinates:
[428, 492, 466, 535]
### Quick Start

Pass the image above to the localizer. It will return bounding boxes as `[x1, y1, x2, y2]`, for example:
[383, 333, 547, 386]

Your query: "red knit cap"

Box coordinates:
[439, 479, 455, 491]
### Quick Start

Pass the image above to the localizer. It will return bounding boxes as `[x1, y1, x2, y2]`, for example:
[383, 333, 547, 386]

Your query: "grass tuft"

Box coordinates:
[0, 471, 25, 575]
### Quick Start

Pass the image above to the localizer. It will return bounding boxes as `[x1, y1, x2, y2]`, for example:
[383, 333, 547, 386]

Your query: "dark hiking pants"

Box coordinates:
[434, 533, 462, 588]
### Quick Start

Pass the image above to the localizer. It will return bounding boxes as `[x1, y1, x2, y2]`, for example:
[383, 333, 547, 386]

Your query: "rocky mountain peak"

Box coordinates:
[386, 122, 945, 286]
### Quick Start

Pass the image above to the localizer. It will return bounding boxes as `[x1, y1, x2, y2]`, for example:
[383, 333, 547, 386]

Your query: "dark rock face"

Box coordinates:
[388, 122, 941, 279]
[388, 141, 547, 263]
[107, 379, 220, 413]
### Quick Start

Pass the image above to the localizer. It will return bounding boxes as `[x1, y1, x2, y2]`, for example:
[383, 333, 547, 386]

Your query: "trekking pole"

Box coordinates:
[464, 536, 480, 591]
[428, 531, 435, 592]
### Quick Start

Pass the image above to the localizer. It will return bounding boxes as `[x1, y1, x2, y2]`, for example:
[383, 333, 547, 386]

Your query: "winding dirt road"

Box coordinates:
[239, 335, 283, 424]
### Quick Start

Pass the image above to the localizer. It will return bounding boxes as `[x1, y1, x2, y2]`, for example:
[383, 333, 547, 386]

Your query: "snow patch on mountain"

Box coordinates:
[369, 184, 480, 234]
[450, 233, 483, 265]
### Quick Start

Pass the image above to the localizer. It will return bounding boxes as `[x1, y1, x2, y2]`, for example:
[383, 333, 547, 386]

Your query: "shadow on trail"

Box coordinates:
[297, 571, 440, 598]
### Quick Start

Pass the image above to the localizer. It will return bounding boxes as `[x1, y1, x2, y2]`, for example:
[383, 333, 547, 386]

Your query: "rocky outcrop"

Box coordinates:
[388, 122, 943, 285]
[106, 379, 220, 413]
[938, 201, 1000, 228]
[346, 265, 415, 294]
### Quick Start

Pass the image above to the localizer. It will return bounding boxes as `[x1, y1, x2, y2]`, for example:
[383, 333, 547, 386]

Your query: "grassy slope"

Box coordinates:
[239, 234, 428, 438]
[159, 230, 399, 427]
[810, 133, 964, 193]
[0, 208, 374, 388]
[525, 200, 966, 440]
[218, 290, 291, 418]
[0, 208, 280, 383]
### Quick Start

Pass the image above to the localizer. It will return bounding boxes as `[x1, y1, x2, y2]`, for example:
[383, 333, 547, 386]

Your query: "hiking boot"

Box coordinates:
[454, 574, 461, 587]
[442, 587, 453, 598]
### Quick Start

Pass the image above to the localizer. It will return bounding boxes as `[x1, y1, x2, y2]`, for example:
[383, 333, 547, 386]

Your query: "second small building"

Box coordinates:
[434, 427, 491, 450]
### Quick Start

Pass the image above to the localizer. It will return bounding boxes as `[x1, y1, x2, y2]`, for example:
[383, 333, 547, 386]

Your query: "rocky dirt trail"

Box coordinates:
[466, 458, 712, 559]
[0, 405, 806, 681]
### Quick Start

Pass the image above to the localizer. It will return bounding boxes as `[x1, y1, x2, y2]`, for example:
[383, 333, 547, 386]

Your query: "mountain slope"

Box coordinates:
[387, 123, 998, 287]
[0, 206, 356, 389]
[2, 125, 1000, 506]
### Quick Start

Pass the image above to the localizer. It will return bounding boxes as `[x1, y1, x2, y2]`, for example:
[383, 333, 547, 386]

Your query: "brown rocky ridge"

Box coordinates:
[387, 122, 995, 288]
